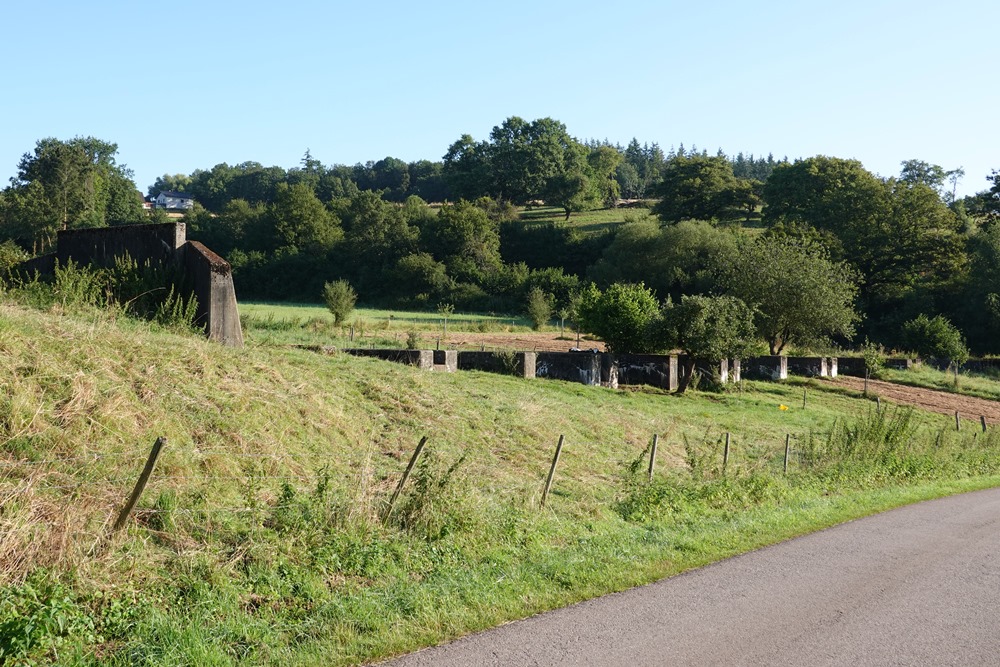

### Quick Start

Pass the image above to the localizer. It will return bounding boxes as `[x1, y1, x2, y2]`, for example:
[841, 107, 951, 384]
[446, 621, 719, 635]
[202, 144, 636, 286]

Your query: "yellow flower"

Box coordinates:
[779, 404, 789, 411]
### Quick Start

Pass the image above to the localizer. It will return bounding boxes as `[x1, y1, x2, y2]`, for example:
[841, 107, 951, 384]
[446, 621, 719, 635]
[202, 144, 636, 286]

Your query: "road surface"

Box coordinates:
[382, 487, 1000, 666]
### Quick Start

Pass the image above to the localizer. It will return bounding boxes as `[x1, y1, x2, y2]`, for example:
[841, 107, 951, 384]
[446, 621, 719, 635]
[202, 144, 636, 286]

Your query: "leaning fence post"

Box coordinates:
[723, 432, 731, 475]
[112, 437, 166, 533]
[802, 388, 807, 409]
[384, 436, 428, 520]
[956, 411, 961, 432]
[541, 435, 564, 507]
[982, 415, 988, 433]
[647, 434, 659, 482]
[784, 434, 790, 474]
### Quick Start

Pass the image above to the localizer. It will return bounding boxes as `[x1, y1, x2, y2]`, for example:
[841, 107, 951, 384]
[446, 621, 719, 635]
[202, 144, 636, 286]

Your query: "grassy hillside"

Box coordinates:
[2, 302, 1000, 665]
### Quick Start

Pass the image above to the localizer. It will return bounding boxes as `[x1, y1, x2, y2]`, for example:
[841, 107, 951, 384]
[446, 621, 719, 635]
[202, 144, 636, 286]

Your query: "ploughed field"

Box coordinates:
[828, 376, 1000, 424]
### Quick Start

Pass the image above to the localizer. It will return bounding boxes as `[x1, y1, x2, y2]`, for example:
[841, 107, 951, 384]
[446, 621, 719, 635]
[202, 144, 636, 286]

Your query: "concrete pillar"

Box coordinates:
[183, 241, 243, 348]
[521, 352, 537, 379]
[730, 358, 742, 383]
[668, 355, 679, 392]
[820, 357, 829, 377]
[416, 350, 434, 369]
[778, 356, 788, 380]
[829, 357, 838, 378]
[720, 358, 729, 384]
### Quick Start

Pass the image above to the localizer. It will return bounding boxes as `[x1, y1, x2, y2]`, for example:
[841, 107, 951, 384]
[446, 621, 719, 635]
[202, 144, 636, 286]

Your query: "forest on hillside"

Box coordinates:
[1, 119, 999, 355]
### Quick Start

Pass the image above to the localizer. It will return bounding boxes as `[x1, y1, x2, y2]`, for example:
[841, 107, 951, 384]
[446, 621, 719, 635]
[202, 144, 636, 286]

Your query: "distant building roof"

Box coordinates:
[157, 190, 193, 199]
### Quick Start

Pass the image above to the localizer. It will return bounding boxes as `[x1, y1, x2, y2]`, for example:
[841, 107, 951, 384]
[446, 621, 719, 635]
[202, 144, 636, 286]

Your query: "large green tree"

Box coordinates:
[651, 295, 758, 392]
[718, 236, 859, 354]
[1, 137, 143, 252]
[588, 218, 735, 300]
[444, 117, 610, 217]
[653, 155, 752, 223]
[272, 183, 342, 254]
[762, 157, 965, 337]
[421, 200, 502, 283]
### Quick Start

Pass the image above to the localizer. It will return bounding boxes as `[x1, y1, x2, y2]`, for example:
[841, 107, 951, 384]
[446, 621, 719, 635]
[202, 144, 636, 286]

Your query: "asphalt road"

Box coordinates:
[382, 487, 1000, 666]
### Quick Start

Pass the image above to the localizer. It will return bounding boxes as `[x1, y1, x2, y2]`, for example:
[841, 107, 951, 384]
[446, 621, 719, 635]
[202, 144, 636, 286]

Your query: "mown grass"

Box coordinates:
[239, 302, 535, 348]
[517, 205, 643, 234]
[2, 298, 1000, 665]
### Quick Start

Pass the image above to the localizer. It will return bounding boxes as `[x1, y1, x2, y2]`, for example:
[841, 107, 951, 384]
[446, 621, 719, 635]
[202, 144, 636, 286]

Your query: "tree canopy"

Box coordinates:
[652, 155, 753, 223]
[718, 236, 859, 354]
[1, 137, 143, 252]
[651, 295, 758, 392]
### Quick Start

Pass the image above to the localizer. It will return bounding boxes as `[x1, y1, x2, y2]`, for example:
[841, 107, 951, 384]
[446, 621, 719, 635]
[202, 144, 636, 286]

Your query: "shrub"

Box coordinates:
[525, 287, 553, 331]
[322, 279, 357, 325]
[860, 338, 886, 385]
[576, 282, 660, 353]
[901, 314, 969, 368]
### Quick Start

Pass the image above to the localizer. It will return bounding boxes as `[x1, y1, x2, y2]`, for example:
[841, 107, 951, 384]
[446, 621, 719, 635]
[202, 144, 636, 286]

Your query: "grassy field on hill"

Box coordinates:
[518, 205, 642, 234]
[240, 302, 537, 348]
[2, 300, 1000, 665]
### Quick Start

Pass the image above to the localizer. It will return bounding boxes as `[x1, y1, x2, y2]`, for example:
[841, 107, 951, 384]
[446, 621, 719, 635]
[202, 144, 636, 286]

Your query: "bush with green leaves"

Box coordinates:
[901, 314, 969, 367]
[525, 287, 553, 330]
[576, 282, 660, 353]
[322, 279, 357, 325]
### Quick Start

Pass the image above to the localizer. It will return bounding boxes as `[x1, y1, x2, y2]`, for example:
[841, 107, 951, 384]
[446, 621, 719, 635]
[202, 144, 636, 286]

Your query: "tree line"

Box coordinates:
[1, 120, 999, 357]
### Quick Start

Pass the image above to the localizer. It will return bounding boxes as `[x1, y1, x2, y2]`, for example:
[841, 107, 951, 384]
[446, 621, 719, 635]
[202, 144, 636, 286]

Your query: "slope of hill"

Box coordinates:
[1, 302, 998, 665]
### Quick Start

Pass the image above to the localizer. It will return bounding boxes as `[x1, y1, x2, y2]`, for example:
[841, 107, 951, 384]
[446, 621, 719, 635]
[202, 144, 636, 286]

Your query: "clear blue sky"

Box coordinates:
[2, 0, 996, 197]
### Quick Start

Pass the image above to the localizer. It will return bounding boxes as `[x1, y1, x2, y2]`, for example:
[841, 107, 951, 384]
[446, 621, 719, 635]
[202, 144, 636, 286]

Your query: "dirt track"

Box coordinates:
[826, 376, 1000, 425]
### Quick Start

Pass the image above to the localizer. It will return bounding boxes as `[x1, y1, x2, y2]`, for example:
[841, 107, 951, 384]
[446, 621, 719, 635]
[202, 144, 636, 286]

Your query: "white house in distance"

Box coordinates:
[154, 191, 195, 211]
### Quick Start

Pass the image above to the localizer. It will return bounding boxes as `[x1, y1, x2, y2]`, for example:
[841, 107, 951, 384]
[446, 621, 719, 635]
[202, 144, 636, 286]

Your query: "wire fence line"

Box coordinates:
[6, 402, 993, 542]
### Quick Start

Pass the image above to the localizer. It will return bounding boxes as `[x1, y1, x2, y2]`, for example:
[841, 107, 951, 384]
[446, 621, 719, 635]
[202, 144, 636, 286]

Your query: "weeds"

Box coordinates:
[392, 449, 470, 540]
[6, 256, 198, 330]
[494, 349, 520, 376]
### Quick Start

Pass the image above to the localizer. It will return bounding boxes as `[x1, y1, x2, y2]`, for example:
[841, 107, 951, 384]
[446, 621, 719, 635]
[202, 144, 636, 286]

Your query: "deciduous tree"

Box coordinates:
[653, 155, 751, 223]
[651, 295, 758, 393]
[717, 236, 859, 354]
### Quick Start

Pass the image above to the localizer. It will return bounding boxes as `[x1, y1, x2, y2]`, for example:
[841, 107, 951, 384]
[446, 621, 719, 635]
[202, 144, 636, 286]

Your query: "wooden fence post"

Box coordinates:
[956, 411, 961, 432]
[112, 437, 166, 533]
[648, 434, 659, 482]
[802, 388, 807, 409]
[784, 434, 790, 474]
[982, 415, 988, 433]
[723, 432, 731, 475]
[541, 435, 564, 507]
[384, 436, 428, 520]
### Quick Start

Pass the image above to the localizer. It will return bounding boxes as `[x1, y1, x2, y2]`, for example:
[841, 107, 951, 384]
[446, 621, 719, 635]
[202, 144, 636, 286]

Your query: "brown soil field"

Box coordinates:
[409, 331, 606, 353]
[825, 376, 1000, 425]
